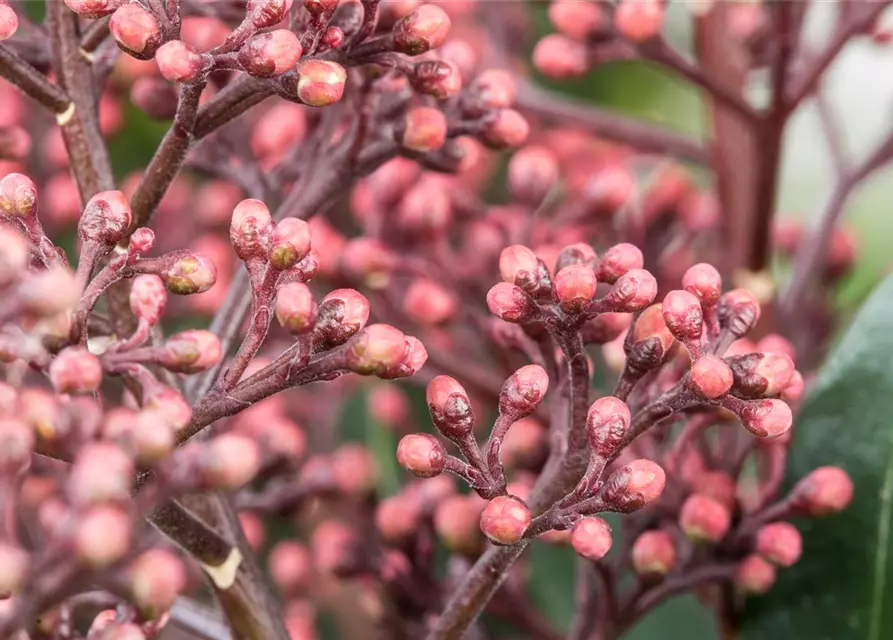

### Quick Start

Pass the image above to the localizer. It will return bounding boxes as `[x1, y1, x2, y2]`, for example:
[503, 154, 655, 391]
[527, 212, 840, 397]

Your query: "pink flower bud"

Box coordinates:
[555, 264, 597, 313]
[470, 69, 516, 110]
[728, 352, 796, 398]
[0, 6, 18, 43]
[404, 278, 457, 325]
[376, 494, 421, 545]
[50, 347, 102, 394]
[586, 396, 631, 457]
[129, 227, 155, 254]
[202, 433, 262, 490]
[628, 304, 675, 370]
[269, 217, 312, 270]
[321, 25, 344, 49]
[396, 433, 446, 477]
[64, 0, 124, 18]
[615, 0, 664, 42]
[131, 409, 175, 464]
[602, 268, 658, 312]
[549, 0, 605, 40]
[246, 0, 293, 27]
[0, 418, 32, 474]
[230, 198, 273, 260]
[756, 334, 796, 360]
[661, 289, 703, 344]
[269, 541, 311, 595]
[0, 172, 37, 217]
[782, 370, 805, 402]
[393, 4, 451, 55]
[155, 41, 208, 83]
[401, 107, 448, 153]
[381, 334, 427, 380]
[597, 243, 644, 283]
[0, 542, 28, 597]
[679, 494, 730, 543]
[570, 516, 612, 560]
[75, 506, 131, 567]
[557, 242, 598, 271]
[19, 267, 79, 316]
[69, 442, 134, 506]
[110, 3, 161, 59]
[755, 522, 802, 567]
[239, 29, 302, 78]
[331, 443, 379, 496]
[129, 549, 187, 617]
[79, 190, 132, 245]
[480, 495, 531, 545]
[368, 384, 411, 429]
[0, 226, 29, 287]
[481, 109, 529, 149]
[409, 60, 462, 99]
[131, 76, 179, 119]
[631, 530, 676, 576]
[601, 459, 666, 513]
[130, 274, 167, 325]
[499, 364, 549, 417]
[434, 494, 485, 554]
[736, 398, 792, 438]
[276, 282, 317, 335]
[690, 354, 733, 399]
[791, 466, 853, 516]
[499, 244, 540, 287]
[346, 324, 407, 376]
[735, 554, 776, 594]
[296, 60, 347, 106]
[340, 237, 396, 286]
[508, 145, 559, 204]
[316, 288, 370, 344]
[717, 288, 761, 337]
[532, 34, 589, 79]
[426, 375, 473, 438]
[162, 252, 217, 295]
[143, 385, 192, 430]
[487, 282, 536, 323]
[160, 329, 222, 374]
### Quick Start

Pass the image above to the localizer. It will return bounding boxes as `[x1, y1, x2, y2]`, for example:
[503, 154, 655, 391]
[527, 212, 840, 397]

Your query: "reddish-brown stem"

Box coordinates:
[0, 44, 70, 113]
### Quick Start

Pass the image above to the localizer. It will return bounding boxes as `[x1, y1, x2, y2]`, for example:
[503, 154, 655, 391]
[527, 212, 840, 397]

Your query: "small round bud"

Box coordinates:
[0, 418, 33, 474]
[50, 347, 102, 394]
[64, 0, 124, 18]
[757, 334, 796, 360]
[532, 34, 589, 79]
[791, 466, 853, 516]
[130, 274, 167, 325]
[469, 69, 516, 110]
[782, 370, 805, 402]
[499, 245, 541, 287]
[409, 60, 462, 99]
[755, 522, 802, 567]
[679, 494, 730, 543]
[268, 542, 311, 595]
[480, 495, 531, 545]
[79, 190, 132, 245]
[508, 145, 559, 204]
[340, 237, 396, 286]
[729, 352, 796, 398]
[735, 554, 776, 595]
[404, 278, 457, 325]
[683, 263, 722, 306]
[0, 172, 37, 217]
[155, 41, 208, 82]
[231, 198, 273, 260]
[162, 253, 217, 294]
[549, 0, 605, 40]
[129, 549, 187, 618]
[690, 354, 734, 399]
[737, 398, 792, 438]
[434, 495, 485, 554]
[481, 109, 529, 149]
[393, 4, 451, 55]
[376, 495, 421, 545]
[69, 442, 134, 506]
[246, 0, 294, 27]
[396, 433, 446, 477]
[296, 59, 347, 106]
[269, 217, 312, 270]
[331, 443, 379, 496]
[160, 329, 222, 374]
[143, 385, 192, 430]
[75, 506, 132, 567]
[131, 76, 179, 119]
[316, 288, 370, 344]
[586, 396, 630, 457]
[427, 375, 473, 438]
[601, 459, 666, 513]
[202, 434, 262, 490]
[631, 530, 676, 576]
[0, 542, 28, 597]
[129, 227, 155, 254]
[382, 334, 427, 380]
[500, 364, 549, 417]
[401, 107, 448, 153]
[131, 409, 175, 465]
[486, 283, 536, 323]
[662, 290, 703, 343]
[606, 269, 659, 313]
[238, 29, 302, 78]
[717, 288, 761, 338]
[275, 282, 317, 334]
[0, 5, 16, 41]
[628, 304, 675, 369]
[110, 3, 161, 59]
[615, 0, 664, 42]
[555, 264, 597, 313]
[557, 243, 598, 271]
[597, 244, 644, 283]
[321, 25, 344, 49]
[346, 324, 407, 376]
[570, 516, 613, 560]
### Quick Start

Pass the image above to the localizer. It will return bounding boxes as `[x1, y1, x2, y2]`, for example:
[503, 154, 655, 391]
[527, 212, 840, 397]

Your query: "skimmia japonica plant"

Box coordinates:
[0, 0, 886, 639]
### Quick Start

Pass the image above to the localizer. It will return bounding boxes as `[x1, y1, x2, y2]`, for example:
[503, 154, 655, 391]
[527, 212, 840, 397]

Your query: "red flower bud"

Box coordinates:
[0, 542, 28, 597]
[155, 41, 208, 82]
[69, 442, 134, 506]
[75, 506, 131, 567]
[661, 289, 703, 344]
[296, 59, 347, 106]
[532, 34, 589, 79]
[396, 433, 446, 478]
[499, 364, 549, 417]
[384, 334, 427, 379]
[499, 244, 540, 287]
[427, 375, 473, 438]
[690, 354, 734, 399]
[64, 0, 124, 18]
[480, 495, 531, 545]
[275, 282, 317, 335]
[587, 396, 631, 457]
[128, 275, 167, 326]
[268, 541, 311, 595]
[202, 433, 262, 490]
[129, 549, 187, 618]
[603, 269, 658, 313]
[736, 398, 792, 438]
[628, 304, 675, 370]
[404, 278, 457, 325]
[410, 59, 462, 99]
[230, 198, 273, 260]
[728, 352, 796, 398]
[735, 554, 776, 595]
[50, 347, 102, 394]
[570, 516, 613, 560]
[679, 494, 730, 543]
[434, 494, 485, 554]
[79, 190, 132, 246]
[401, 107, 448, 153]
[470, 69, 516, 110]
[346, 324, 407, 376]
[600, 459, 666, 513]
[631, 530, 676, 576]
[316, 288, 370, 344]
[615, 0, 664, 42]
[555, 263, 597, 313]
[717, 288, 761, 338]
[321, 25, 344, 50]
[791, 466, 853, 516]
[239, 29, 302, 77]
[507, 145, 559, 204]
[549, 0, 606, 40]
[269, 217, 312, 270]
[597, 243, 644, 283]
[481, 109, 530, 149]
[246, 0, 293, 27]
[755, 522, 802, 567]
[162, 252, 217, 294]
[110, 3, 161, 59]
[160, 329, 222, 374]
[0, 6, 18, 43]
[486, 282, 536, 323]
[0, 172, 36, 218]
[393, 4, 451, 55]
[129, 227, 155, 254]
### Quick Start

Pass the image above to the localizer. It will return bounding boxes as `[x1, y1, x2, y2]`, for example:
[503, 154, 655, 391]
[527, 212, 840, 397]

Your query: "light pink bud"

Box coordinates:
[402, 107, 448, 153]
[508, 145, 559, 204]
[340, 236, 396, 286]
[269, 541, 311, 595]
[549, 0, 605, 40]
[682, 263, 722, 306]
[75, 506, 131, 567]
[269, 217, 312, 270]
[246, 0, 294, 27]
[690, 354, 733, 399]
[499, 244, 540, 287]
[79, 190, 132, 245]
[321, 25, 344, 50]
[628, 304, 675, 369]
[63, 0, 124, 18]
[316, 288, 370, 344]
[404, 278, 457, 325]
[368, 384, 412, 428]
[130, 549, 187, 617]
[791, 466, 853, 516]
[346, 324, 407, 376]
[480, 495, 531, 545]
[396, 433, 446, 477]
[409, 59, 462, 99]
[69, 442, 134, 505]
[470, 69, 516, 109]
[481, 109, 529, 149]
[19, 267, 79, 316]
[717, 288, 761, 337]
[296, 59, 347, 106]
[586, 396, 630, 457]
[130, 274, 167, 325]
[601, 459, 666, 512]
[131, 409, 175, 464]
[731, 352, 796, 398]
[0, 172, 36, 217]
[570, 516, 612, 560]
[155, 41, 208, 82]
[230, 198, 273, 260]
[162, 252, 217, 294]
[434, 494, 485, 554]
[597, 243, 644, 283]
[376, 494, 421, 545]
[276, 282, 317, 335]
[737, 398, 792, 438]
[202, 434, 262, 490]
[615, 0, 664, 42]
[331, 443, 379, 496]
[143, 385, 192, 430]
[160, 329, 222, 374]
[735, 554, 776, 594]
[499, 364, 549, 417]
[0, 542, 28, 597]
[239, 29, 302, 77]
[110, 3, 161, 59]
[0, 418, 33, 474]
[129, 227, 155, 254]
[487, 282, 536, 323]
[755, 522, 802, 567]
[0, 226, 29, 287]
[393, 4, 451, 55]
[631, 530, 676, 576]
[555, 264, 597, 313]
[782, 370, 805, 402]
[662, 289, 703, 343]
[532, 34, 589, 79]
[699, 470, 736, 509]
[426, 375, 473, 438]
[679, 494, 730, 543]
[383, 334, 427, 379]
[0, 5, 16, 41]
[604, 268, 658, 312]
[50, 347, 102, 394]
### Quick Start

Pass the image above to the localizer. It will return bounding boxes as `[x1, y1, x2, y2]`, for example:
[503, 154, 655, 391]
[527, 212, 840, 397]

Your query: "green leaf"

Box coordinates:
[624, 596, 718, 640]
[741, 275, 893, 639]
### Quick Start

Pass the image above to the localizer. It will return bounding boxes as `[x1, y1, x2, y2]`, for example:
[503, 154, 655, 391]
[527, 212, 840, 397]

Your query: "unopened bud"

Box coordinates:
[155, 41, 208, 82]
[628, 304, 675, 370]
[501, 417, 547, 469]
[481, 109, 529, 149]
[487, 282, 536, 323]
[393, 4, 451, 55]
[276, 282, 317, 334]
[230, 198, 273, 260]
[735, 398, 792, 438]
[683, 263, 721, 306]
[755, 522, 802, 567]
[600, 459, 666, 513]
[549, 0, 606, 40]
[268, 541, 311, 595]
[202, 434, 262, 490]
[570, 516, 612, 560]
[50, 347, 102, 394]
[0, 172, 37, 217]
[246, 0, 293, 27]
[735, 554, 776, 594]
[340, 237, 395, 287]
[582, 312, 630, 345]
[131, 76, 179, 119]
[346, 324, 407, 376]
[269, 217, 312, 270]
[434, 494, 485, 554]
[615, 0, 664, 42]
[717, 289, 761, 338]
[296, 60, 347, 106]
[791, 466, 853, 516]
[532, 34, 589, 79]
[75, 506, 131, 567]
[321, 25, 344, 50]
[0, 419, 32, 475]
[756, 334, 796, 360]
[499, 245, 542, 290]
[162, 252, 217, 294]
[555, 264, 597, 313]
[129, 227, 155, 254]
[499, 364, 549, 417]
[404, 278, 457, 325]
[556, 243, 598, 271]
[129, 549, 187, 618]
[110, 3, 161, 59]
[69, 442, 133, 506]
[131, 409, 175, 465]
[410, 59, 462, 99]
[631, 530, 676, 576]
[469, 69, 516, 111]
[130, 274, 167, 325]
[426, 375, 473, 438]
[586, 396, 630, 457]
[603, 269, 658, 312]
[376, 495, 421, 545]
[679, 494, 730, 543]
[662, 289, 703, 344]
[597, 243, 644, 283]
[0, 4, 15, 41]
[78, 190, 132, 247]
[160, 329, 222, 374]
[143, 385, 192, 430]
[728, 352, 795, 398]
[690, 354, 733, 399]
[315, 288, 370, 345]
[401, 107, 447, 153]
[396, 433, 446, 477]
[508, 145, 559, 203]
[332, 443, 379, 496]
[239, 29, 302, 77]
[63, 0, 124, 18]
[381, 334, 427, 379]
[782, 370, 804, 402]
[480, 495, 531, 545]
[0, 542, 28, 597]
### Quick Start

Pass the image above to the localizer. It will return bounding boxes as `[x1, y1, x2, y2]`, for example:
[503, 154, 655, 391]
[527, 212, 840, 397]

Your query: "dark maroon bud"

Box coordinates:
[716, 289, 761, 337]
